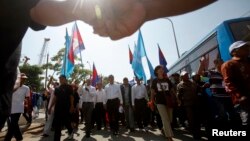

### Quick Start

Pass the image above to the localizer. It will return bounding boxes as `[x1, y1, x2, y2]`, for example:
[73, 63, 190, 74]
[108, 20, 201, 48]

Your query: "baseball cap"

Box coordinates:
[229, 41, 250, 54]
[20, 73, 28, 79]
[180, 71, 188, 76]
[191, 72, 197, 77]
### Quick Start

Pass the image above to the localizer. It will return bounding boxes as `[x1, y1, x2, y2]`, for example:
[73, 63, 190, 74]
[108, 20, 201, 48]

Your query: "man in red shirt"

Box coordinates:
[221, 41, 250, 131]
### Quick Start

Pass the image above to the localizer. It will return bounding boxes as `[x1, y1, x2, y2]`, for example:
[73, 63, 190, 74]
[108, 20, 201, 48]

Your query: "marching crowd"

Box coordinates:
[2, 40, 249, 141]
[1, 1, 220, 141]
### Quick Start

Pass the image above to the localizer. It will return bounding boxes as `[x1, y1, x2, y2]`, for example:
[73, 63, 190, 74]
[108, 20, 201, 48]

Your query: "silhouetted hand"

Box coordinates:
[89, 0, 146, 40]
[88, 0, 216, 40]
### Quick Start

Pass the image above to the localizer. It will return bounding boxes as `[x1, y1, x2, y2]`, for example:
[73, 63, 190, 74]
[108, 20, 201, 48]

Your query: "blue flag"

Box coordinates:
[146, 56, 156, 79]
[61, 28, 74, 78]
[132, 30, 147, 84]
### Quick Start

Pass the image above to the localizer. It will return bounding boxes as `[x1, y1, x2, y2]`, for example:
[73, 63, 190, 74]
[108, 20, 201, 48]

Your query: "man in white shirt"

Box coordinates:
[5, 73, 30, 141]
[42, 81, 59, 137]
[94, 82, 107, 130]
[132, 77, 149, 131]
[77, 79, 96, 138]
[104, 75, 123, 135]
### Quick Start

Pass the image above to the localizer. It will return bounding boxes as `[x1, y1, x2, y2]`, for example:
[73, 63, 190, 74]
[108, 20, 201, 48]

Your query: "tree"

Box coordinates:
[19, 65, 44, 91]
[42, 47, 92, 85]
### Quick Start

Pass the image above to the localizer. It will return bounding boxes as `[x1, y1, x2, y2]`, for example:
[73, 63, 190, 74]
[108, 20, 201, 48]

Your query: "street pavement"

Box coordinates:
[0, 110, 208, 141]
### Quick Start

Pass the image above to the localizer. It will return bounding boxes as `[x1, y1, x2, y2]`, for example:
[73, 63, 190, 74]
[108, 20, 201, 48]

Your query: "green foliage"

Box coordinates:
[23, 47, 108, 87]
[102, 76, 109, 87]
[41, 47, 94, 84]
[19, 65, 43, 91]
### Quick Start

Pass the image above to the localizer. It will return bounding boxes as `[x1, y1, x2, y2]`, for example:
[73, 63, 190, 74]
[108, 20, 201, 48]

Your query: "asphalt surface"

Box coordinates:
[0, 110, 208, 141]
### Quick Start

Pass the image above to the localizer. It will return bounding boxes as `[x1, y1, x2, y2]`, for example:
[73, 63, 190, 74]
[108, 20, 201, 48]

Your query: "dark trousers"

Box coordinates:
[123, 105, 135, 129]
[106, 98, 120, 132]
[134, 98, 148, 128]
[94, 103, 106, 129]
[185, 105, 201, 139]
[234, 101, 250, 131]
[4, 113, 23, 141]
[151, 109, 163, 129]
[53, 112, 73, 141]
[79, 108, 84, 123]
[23, 112, 32, 123]
[82, 102, 94, 134]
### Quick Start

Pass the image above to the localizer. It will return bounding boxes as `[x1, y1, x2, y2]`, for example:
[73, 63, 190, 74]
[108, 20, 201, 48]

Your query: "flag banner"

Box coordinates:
[72, 22, 85, 54]
[158, 44, 169, 73]
[91, 63, 99, 86]
[61, 22, 86, 78]
[68, 22, 85, 64]
[128, 46, 133, 64]
[146, 56, 156, 79]
[132, 30, 147, 84]
[61, 28, 74, 78]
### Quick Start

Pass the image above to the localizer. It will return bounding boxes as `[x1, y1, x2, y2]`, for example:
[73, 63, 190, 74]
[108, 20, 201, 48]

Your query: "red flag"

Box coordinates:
[128, 46, 133, 64]
[91, 63, 99, 86]
[158, 44, 168, 73]
[68, 22, 85, 64]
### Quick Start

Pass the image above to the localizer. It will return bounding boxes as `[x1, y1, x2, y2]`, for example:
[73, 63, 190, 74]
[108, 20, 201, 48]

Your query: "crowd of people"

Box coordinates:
[2, 40, 249, 141]
[1, 0, 216, 136]
[2, 0, 250, 141]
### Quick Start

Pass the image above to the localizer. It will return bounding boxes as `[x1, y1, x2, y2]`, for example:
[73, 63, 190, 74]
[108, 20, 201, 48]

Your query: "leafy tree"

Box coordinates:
[19, 65, 44, 91]
[42, 47, 92, 85]
[102, 76, 109, 87]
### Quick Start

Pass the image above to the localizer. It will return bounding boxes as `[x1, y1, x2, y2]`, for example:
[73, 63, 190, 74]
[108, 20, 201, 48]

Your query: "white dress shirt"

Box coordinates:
[95, 88, 106, 104]
[11, 85, 30, 114]
[104, 83, 123, 104]
[131, 84, 148, 106]
[78, 85, 96, 102]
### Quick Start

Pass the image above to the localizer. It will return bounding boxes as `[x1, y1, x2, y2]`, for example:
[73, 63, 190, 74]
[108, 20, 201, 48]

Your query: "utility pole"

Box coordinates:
[45, 53, 49, 89]
[165, 18, 180, 58]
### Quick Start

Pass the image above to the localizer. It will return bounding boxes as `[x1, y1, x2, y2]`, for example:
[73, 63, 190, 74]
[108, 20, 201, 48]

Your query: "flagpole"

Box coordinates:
[79, 50, 84, 70]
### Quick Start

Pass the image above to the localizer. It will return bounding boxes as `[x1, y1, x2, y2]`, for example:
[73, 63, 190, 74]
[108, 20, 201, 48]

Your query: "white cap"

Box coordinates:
[180, 71, 188, 76]
[191, 72, 197, 77]
[229, 41, 250, 54]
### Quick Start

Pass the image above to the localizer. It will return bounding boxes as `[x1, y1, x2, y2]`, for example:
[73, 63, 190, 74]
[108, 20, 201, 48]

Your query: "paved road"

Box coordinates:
[20, 126, 207, 141]
[0, 111, 208, 141]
